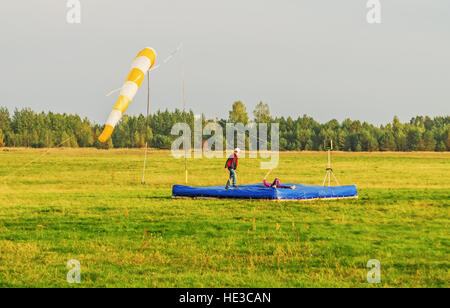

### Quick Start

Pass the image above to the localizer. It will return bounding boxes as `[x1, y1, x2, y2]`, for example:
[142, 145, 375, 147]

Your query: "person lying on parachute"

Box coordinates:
[225, 148, 240, 189]
[264, 177, 296, 189]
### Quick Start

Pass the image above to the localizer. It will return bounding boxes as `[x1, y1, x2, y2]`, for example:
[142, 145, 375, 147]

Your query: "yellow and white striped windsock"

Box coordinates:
[98, 47, 157, 143]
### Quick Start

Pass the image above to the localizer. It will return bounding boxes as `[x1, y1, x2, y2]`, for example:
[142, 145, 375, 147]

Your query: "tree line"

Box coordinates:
[0, 102, 448, 151]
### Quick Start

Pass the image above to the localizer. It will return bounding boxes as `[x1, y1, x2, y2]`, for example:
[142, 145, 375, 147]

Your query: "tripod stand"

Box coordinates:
[322, 140, 340, 187]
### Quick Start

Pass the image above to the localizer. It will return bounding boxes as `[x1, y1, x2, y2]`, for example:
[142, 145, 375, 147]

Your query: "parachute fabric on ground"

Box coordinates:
[99, 47, 157, 143]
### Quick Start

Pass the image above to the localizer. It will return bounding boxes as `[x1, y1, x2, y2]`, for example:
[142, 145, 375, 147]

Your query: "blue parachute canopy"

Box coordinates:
[172, 183, 357, 201]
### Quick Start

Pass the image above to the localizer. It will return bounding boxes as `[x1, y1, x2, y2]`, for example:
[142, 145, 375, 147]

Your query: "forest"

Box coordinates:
[0, 102, 448, 151]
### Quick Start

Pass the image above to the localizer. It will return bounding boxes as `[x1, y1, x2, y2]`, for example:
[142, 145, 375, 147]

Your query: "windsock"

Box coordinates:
[98, 47, 157, 143]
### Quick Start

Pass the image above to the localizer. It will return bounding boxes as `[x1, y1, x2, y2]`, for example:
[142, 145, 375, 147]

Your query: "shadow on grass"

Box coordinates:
[141, 196, 172, 200]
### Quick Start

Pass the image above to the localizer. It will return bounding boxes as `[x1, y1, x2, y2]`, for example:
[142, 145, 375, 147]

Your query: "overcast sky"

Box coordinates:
[0, 0, 449, 125]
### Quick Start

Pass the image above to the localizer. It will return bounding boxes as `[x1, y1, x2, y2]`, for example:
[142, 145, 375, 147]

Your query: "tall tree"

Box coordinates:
[445, 127, 450, 150]
[379, 131, 396, 151]
[0, 129, 5, 147]
[422, 131, 436, 151]
[406, 128, 420, 151]
[229, 101, 249, 124]
[0, 107, 11, 133]
[253, 102, 271, 123]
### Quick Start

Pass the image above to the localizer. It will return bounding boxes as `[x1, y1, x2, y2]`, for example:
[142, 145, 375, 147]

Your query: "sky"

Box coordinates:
[0, 0, 449, 125]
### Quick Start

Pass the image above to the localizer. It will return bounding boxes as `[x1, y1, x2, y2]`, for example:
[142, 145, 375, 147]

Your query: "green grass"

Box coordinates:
[0, 148, 448, 287]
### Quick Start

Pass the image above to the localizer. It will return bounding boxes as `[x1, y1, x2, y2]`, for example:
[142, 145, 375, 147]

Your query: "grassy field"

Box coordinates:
[0, 148, 448, 288]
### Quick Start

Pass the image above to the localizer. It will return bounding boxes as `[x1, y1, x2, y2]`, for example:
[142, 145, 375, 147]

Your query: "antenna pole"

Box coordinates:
[141, 71, 151, 184]
[182, 45, 188, 184]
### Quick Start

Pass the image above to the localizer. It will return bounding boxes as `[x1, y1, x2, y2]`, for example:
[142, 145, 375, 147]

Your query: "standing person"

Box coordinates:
[225, 148, 240, 189]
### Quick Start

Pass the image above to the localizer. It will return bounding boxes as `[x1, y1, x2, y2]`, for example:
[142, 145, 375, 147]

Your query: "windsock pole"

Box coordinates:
[141, 71, 151, 184]
[182, 45, 188, 184]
